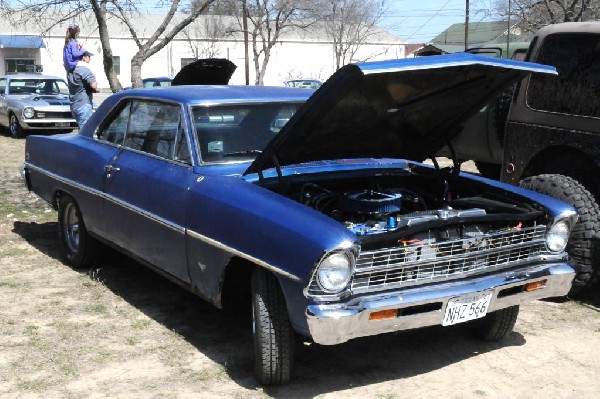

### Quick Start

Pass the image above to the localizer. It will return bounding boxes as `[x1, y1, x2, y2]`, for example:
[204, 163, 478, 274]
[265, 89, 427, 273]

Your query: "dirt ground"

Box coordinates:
[1, 133, 599, 399]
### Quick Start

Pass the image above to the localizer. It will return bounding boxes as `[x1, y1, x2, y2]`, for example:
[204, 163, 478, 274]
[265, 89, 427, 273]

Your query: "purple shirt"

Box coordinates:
[63, 39, 86, 72]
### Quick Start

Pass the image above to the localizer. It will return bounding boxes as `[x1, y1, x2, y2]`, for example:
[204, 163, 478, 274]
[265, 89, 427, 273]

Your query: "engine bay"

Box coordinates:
[275, 168, 543, 239]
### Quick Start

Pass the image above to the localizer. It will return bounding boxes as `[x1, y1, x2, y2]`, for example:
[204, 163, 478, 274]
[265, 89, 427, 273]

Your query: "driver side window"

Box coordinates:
[97, 101, 131, 145]
[97, 99, 191, 164]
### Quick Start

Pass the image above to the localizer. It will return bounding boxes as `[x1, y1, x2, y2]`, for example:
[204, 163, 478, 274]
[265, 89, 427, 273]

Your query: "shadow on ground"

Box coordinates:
[13, 220, 570, 396]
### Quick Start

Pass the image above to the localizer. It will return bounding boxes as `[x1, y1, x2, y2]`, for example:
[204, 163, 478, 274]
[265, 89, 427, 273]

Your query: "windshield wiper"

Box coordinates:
[223, 150, 262, 156]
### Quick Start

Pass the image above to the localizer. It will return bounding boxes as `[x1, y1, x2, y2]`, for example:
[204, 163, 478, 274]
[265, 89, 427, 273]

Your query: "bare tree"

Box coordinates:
[314, 0, 388, 70]
[244, 0, 300, 85]
[1, 1, 216, 91]
[219, 0, 312, 85]
[181, 14, 234, 60]
[111, 0, 217, 88]
[90, 1, 122, 91]
[492, 0, 600, 33]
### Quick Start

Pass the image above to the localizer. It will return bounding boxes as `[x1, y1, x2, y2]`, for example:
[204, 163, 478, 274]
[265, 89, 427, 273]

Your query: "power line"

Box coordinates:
[400, 0, 456, 40]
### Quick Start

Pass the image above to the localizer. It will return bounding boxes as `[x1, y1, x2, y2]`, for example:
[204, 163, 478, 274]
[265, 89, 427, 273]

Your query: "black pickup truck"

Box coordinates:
[446, 22, 600, 293]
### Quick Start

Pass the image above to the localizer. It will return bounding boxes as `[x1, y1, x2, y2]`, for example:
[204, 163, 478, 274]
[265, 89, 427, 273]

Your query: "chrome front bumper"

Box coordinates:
[306, 262, 575, 345]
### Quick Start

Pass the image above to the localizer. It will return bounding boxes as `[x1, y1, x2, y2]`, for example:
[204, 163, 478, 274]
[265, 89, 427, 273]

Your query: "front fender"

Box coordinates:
[184, 173, 358, 303]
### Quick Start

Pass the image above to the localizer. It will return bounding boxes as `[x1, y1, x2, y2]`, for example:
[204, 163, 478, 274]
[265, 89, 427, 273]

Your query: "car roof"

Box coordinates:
[109, 85, 314, 106]
[1, 74, 65, 80]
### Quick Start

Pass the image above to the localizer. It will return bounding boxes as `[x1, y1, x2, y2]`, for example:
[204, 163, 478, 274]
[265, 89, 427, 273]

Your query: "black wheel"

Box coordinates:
[471, 305, 519, 341]
[57, 195, 99, 268]
[475, 161, 501, 179]
[519, 174, 600, 293]
[9, 113, 26, 138]
[251, 268, 294, 385]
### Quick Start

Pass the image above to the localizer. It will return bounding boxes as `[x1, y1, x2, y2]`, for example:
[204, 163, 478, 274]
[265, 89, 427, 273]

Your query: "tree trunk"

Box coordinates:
[252, 32, 262, 85]
[130, 55, 144, 88]
[90, 0, 122, 92]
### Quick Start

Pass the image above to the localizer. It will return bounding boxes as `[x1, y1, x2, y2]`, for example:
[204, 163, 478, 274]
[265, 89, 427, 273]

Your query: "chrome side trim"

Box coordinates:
[186, 229, 302, 282]
[25, 162, 185, 234]
[27, 162, 301, 281]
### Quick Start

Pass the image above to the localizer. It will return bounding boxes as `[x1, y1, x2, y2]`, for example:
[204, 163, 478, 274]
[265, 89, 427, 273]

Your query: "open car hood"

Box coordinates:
[171, 58, 237, 85]
[244, 53, 556, 176]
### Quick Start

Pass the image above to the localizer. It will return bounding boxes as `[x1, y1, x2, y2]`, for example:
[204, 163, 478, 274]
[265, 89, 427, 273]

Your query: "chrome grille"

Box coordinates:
[36, 111, 73, 119]
[350, 224, 547, 294]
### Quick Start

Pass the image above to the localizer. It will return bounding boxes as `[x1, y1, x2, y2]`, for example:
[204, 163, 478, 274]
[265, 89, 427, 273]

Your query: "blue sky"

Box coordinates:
[380, 0, 496, 43]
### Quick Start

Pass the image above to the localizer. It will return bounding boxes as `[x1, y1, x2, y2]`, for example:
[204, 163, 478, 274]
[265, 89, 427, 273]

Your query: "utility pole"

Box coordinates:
[464, 0, 470, 51]
[243, 0, 250, 85]
[507, 0, 511, 57]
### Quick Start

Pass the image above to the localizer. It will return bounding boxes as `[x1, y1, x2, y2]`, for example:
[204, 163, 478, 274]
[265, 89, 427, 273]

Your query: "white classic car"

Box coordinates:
[0, 74, 77, 138]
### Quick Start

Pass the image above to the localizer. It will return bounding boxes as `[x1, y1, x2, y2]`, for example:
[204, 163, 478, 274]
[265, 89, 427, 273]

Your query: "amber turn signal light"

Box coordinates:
[369, 309, 398, 321]
[524, 279, 547, 292]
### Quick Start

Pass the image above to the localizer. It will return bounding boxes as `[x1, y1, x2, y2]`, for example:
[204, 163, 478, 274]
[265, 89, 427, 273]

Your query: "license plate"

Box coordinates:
[443, 291, 492, 326]
[55, 122, 70, 127]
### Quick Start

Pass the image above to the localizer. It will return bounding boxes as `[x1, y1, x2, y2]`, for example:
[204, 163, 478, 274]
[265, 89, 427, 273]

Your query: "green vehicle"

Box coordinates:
[466, 41, 531, 60]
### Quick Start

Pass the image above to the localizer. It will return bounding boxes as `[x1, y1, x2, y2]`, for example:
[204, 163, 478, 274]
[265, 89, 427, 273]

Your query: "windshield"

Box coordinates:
[192, 102, 304, 163]
[8, 79, 69, 95]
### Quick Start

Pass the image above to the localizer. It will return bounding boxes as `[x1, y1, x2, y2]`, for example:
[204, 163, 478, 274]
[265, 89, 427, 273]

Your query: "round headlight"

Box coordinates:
[317, 252, 352, 293]
[546, 220, 570, 252]
[23, 107, 35, 119]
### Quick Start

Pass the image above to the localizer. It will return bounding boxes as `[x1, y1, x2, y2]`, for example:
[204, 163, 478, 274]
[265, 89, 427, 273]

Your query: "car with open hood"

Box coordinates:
[22, 54, 576, 385]
[0, 74, 77, 138]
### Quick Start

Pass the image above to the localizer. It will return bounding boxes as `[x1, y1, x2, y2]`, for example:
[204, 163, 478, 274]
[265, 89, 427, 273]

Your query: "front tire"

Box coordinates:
[251, 268, 294, 385]
[519, 174, 600, 293]
[9, 113, 26, 138]
[57, 195, 98, 268]
[471, 305, 519, 341]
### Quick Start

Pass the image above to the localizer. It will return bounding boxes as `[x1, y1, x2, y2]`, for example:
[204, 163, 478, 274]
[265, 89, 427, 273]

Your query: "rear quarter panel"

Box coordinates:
[25, 133, 117, 237]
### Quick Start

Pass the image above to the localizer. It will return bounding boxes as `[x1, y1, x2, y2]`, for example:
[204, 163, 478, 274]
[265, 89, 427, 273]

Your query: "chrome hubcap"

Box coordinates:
[63, 203, 80, 253]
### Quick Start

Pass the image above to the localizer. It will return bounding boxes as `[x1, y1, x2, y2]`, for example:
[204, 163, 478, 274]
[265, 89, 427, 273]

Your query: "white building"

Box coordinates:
[0, 12, 405, 89]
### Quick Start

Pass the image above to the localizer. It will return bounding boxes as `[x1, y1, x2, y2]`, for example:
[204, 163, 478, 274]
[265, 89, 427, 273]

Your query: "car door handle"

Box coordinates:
[104, 164, 120, 178]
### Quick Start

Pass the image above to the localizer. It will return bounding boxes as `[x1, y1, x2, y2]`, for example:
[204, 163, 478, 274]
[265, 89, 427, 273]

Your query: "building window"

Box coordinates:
[5, 59, 35, 74]
[181, 58, 196, 68]
[112, 56, 120, 75]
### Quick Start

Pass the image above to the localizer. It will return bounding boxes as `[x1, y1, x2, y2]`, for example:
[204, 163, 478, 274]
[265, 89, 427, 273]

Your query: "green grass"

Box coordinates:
[131, 319, 151, 330]
[0, 280, 20, 288]
[16, 378, 50, 392]
[0, 247, 28, 257]
[85, 303, 108, 313]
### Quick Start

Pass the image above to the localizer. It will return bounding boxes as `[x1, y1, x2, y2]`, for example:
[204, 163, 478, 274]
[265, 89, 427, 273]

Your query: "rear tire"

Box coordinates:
[57, 195, 99, 269]
[471, 305, 519, 341]
[519, 174, 600, 294]
[251, 268, 294, 385]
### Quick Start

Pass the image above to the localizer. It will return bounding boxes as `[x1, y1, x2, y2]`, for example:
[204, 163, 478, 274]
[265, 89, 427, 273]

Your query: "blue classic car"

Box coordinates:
[23, 54, 577, 385]
[0, 74, 77, 138]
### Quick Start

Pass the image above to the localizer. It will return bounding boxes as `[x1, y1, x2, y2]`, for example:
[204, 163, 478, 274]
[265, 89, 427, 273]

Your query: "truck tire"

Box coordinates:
[251, 268, 294, 385]
[471, 305, 519, 341]
[57, 195, 99, 269]
[519, 174, 600, 293]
